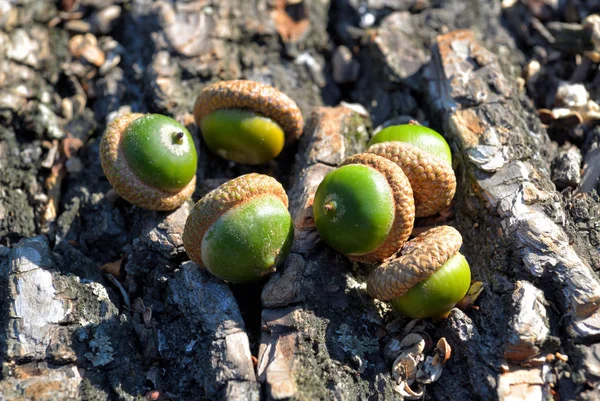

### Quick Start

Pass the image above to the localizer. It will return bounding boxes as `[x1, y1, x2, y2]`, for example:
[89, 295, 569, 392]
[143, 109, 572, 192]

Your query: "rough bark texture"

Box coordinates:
[258, 106, 400, 401]
[2, 0, 600, 400]
[424, 30, 600, 401]
[1, 236, 146, 400]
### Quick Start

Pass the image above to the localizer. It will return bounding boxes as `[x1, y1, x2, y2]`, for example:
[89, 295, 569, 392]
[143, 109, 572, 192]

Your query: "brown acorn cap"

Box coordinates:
[100, 113, 196, 211]
[193, 80, 304, 144]
[339, 153, 415, 264]
[366, 142, 456, 217]
[367, 225, 462, 300]
[183, 173, 289, 267]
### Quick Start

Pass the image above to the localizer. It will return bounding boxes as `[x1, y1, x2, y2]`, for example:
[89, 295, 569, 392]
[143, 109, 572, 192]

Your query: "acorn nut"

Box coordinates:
[367, 124, 456, 217]
[312, 153, 416, 264]
[100, 113, 197, 211]
[367, 225, 471, 319]
[194, 80, 304, 165]
[183, 173, 294, 283]
[368, 124, 452, 165]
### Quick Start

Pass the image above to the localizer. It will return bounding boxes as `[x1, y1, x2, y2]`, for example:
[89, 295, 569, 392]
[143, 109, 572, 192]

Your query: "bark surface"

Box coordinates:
[1, 0, 599, 400]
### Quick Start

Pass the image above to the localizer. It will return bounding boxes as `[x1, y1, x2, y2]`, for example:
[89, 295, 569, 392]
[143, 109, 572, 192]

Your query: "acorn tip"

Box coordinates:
[173, 131, 184, 144]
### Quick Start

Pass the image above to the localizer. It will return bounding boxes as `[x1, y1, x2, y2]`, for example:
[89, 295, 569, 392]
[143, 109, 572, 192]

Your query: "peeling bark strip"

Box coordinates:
[427, 30, 600, 341]
[168, 262, 257, 396]
[259, 106, 397, 400]
[505, 281, 550, 362]
[425, 30, 600, 340]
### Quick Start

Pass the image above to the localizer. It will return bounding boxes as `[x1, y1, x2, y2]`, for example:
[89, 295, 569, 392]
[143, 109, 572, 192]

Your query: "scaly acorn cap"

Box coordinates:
[368, 225, 463, 300]
[366, 142, 456, 217]
[193, 80, 304, 144]
[338, 153, 415, 264]
[100, 113, 196, 211]
[183, 173, 289, 267]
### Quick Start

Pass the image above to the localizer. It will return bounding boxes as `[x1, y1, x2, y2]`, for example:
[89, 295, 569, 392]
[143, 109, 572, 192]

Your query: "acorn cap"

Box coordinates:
[339, 153, 415, 263]
[183, 173, 289, 267]
[367, 225, 463, 300]
[193, 80, 304, 144]
[366, 142, 456, 217]
[100, 113, 196, 211]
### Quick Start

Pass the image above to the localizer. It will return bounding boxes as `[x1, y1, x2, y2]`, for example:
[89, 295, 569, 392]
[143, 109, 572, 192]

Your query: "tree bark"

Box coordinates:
[258, 106, 401, 400]
[425, 30, 600, 401]
[2, 0, 600, 400]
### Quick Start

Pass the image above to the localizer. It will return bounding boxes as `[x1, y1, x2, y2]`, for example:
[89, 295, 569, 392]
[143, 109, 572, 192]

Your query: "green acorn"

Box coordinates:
[183, 173, 294, 283]
[100, 113, 197, 211]
[368, 124, 452, 165]
[368, 225, 471, 319]
[312, 153, 415, 264]
[194, 80, 303, 165]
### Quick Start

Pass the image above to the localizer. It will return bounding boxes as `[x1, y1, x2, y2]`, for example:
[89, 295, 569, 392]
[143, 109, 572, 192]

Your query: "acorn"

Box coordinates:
[367, 225, 471, 319]
[368, 124, 452, 165]
[100, 113, 197, 211]
[182, 173, 294, 283]
[193, 80, 303, 165]
[312, 153, 416, 264]
[366, 140, 456, 218]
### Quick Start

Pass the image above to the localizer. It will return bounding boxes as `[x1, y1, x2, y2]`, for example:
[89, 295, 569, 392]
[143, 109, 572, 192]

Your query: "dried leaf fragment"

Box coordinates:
[400, 333, 427, 356]
[391, 333, 451, 398]
[435, 338, 452, 365]
[391, 333, 427, 392]
[394, 380, 424, 399]
[416, 338, 452, 384]
[456, 281, 484, 310]
[392, 352, 418, 384]
[271, 0, 310, 43]
[41, 162, 66, 231]
[68, 33, 105, 67]
[99, 257, 124, 279]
